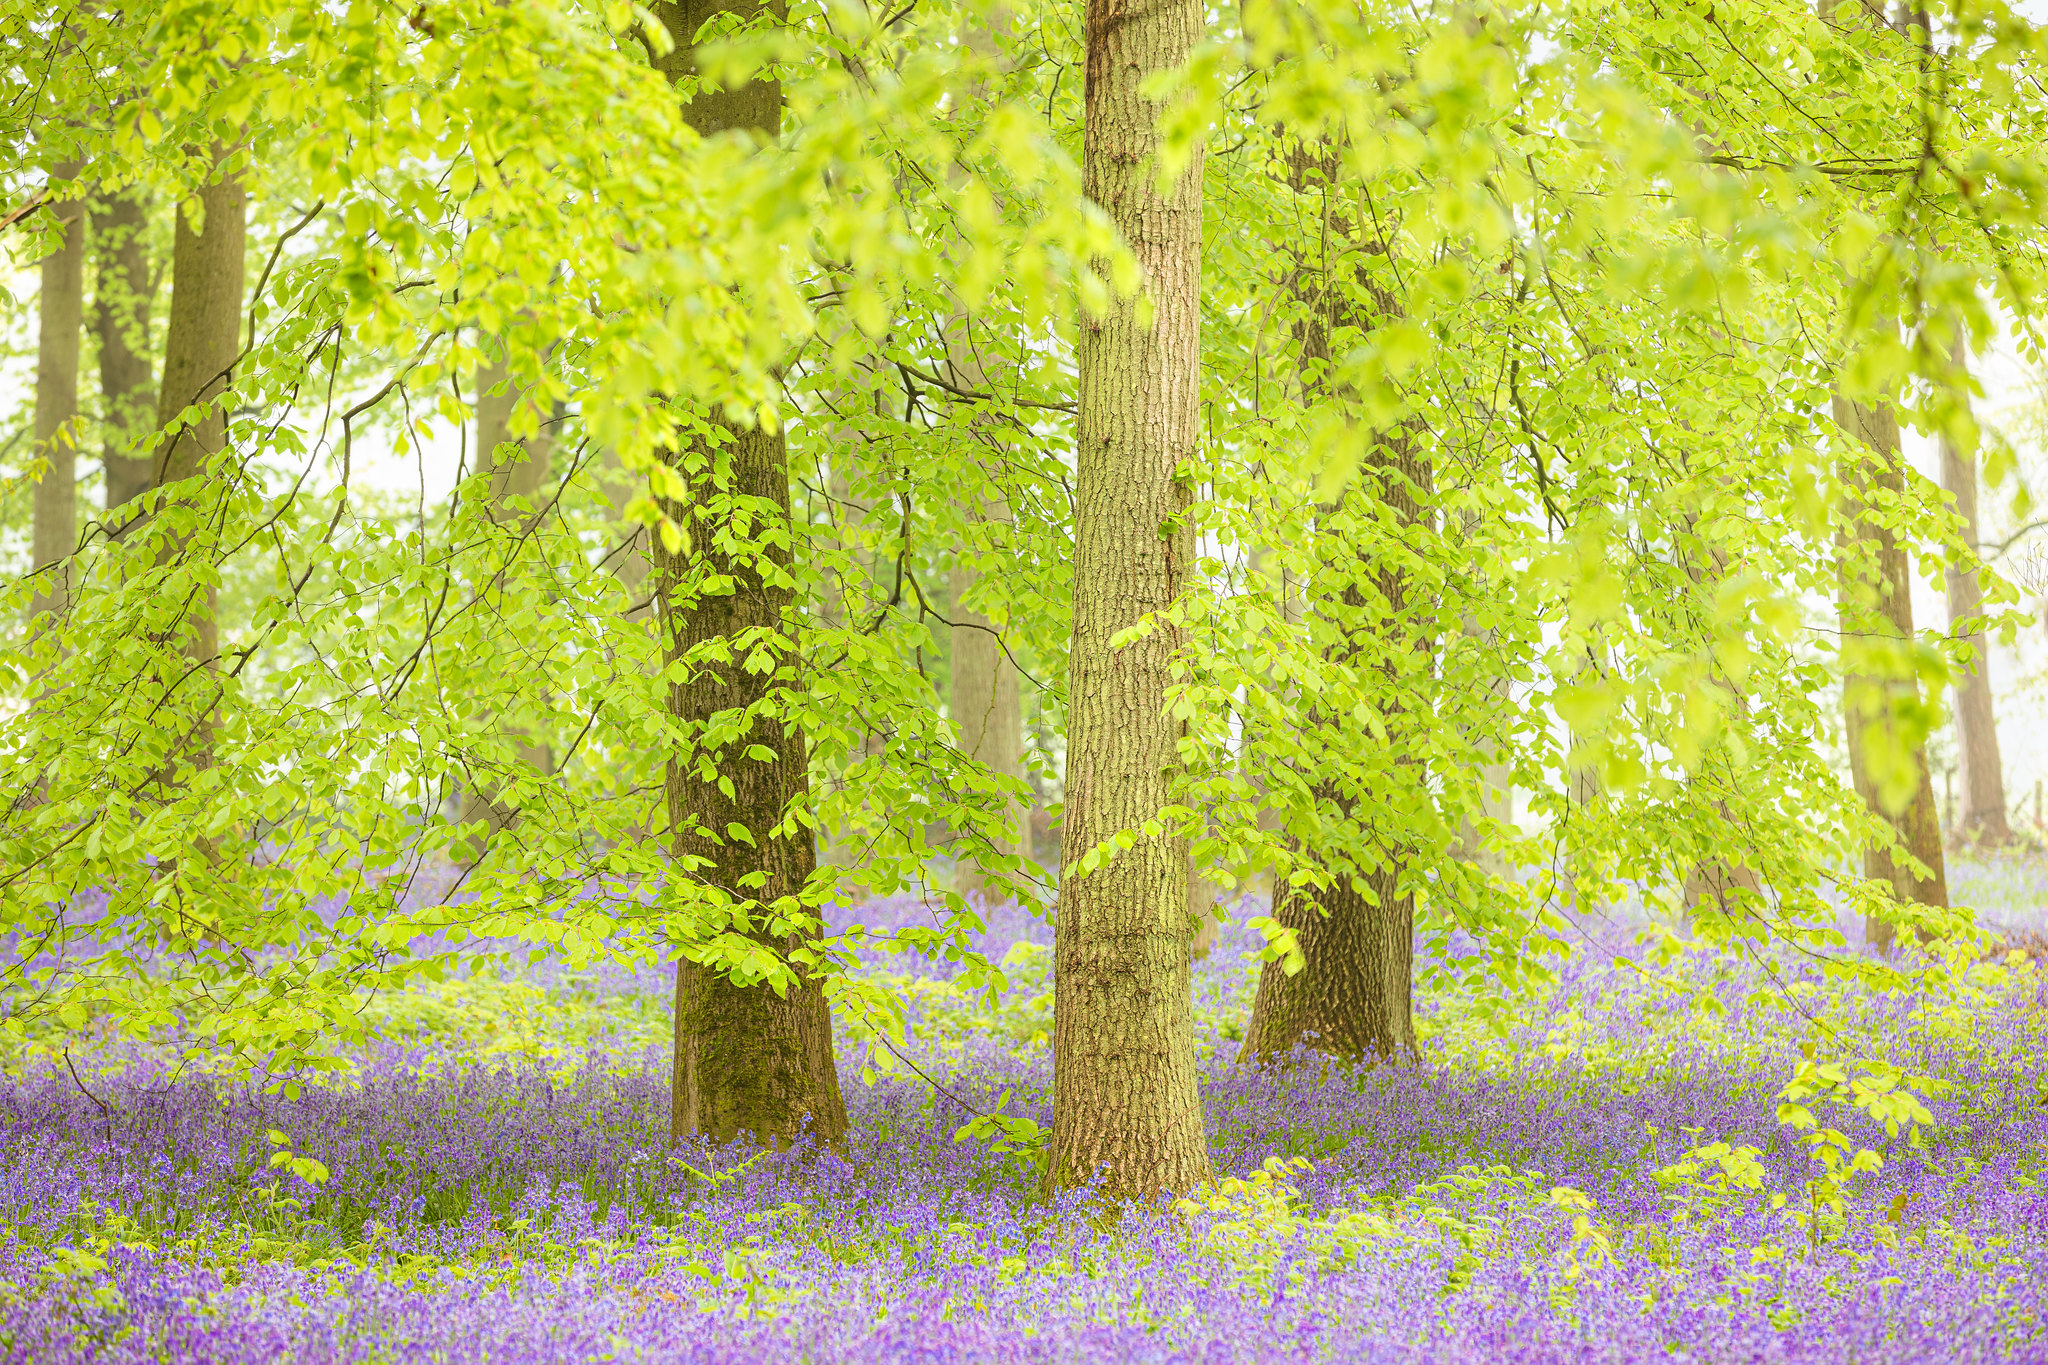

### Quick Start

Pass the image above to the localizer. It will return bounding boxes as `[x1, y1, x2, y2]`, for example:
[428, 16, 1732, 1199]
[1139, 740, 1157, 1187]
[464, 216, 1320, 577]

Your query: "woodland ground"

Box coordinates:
[3, 862, 2048, 1364]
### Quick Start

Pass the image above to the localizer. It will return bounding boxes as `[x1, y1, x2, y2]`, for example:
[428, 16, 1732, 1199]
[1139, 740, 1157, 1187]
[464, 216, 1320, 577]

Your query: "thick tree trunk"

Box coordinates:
[1238, 141, 1428, 1067]
[648, 0, 847, 1150]
[1047, 0, 1211, 1199]
[1241, 464, 1430, 1065]
[1940, 430, 2011, 846]
[152, 165, 248, 690]
[91, 189, 157, 512]
[30, 193, 85, 622]
[1833, 396, 1947, 950]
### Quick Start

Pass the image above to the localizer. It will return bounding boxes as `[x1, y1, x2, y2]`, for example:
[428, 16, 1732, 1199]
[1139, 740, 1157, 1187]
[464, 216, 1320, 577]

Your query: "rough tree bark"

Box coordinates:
[1940, 428, 2011, 846]
[1047, 0, 1211, 1199]
[91, 189, 157, 513]
[1240, 146, 1428, 1067]
[151, 165, 247, 692]
[1239, 475, 1428, 1065]
[1833, 396, 1947, 950]
[29, 191, 84, 622]
[648, 0, 848, 1149]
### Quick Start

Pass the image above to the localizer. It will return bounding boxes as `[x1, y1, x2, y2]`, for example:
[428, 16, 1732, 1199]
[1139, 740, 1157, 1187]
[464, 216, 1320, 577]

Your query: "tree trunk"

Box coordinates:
[951, 552, 1026, 869]
[450, 345, 558, 859]
[152, 164, 247, 691]
[648, 0, 847, 1150]
[1833, 395, 1947, 950]
[1241, 470, 1430, 1065]
[92, 189, 157, 513]
[30, 192, 85, 622]
[941, 19, 1030, 887]
[1047, 0, 1211, 1199]
[1451, 580, 1510, 878]
[812, 456, 884, 869]
[1237, 139, 1429, 1067]
[1940, 429, 2011, 846]
[474, 348, 555, 525]
[595, 447, 654, 617]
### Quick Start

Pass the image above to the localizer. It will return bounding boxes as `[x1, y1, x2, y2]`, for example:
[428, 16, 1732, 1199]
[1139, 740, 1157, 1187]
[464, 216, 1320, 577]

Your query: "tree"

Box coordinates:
[1940, 409, 2011, 847]
[150, 158, 247, 699]
[945, 318, 1029, 887]
[1834, 396, 1948, 950]
[1047, 0, 1212, 1198]
[91, 189, 156, 513]
[951, 524, 1028, 874]
[1240, 144, 1429, 1067]
[29, 187, 83, 622]
[647, 0, 848, 1149]
[449, 342, 559, 861]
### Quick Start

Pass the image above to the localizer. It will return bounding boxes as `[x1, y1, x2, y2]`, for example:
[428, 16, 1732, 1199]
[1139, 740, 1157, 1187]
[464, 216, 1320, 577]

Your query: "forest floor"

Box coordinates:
[3, 861, 2046, 1363]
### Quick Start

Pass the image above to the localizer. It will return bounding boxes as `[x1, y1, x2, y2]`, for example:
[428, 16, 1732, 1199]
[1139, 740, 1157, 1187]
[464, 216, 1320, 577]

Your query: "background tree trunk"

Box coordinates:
[951, 555, 1026, 867]
[30, 192, 84, 622]
[474, 348, 555, 524]
[595, 446, 654, 617]
[152, 164, 247, 693]
[1452, 610, 1512, 879]
[649, 0, 847, 1150]
[1940, 428, 2011, 847]
[1833, 395, 1947, 950]
[1047, 0, 1211, 1199]
[811, 453, 885, 870]
[91, 189, 157, 513]
[941, 16, 1031, 890]
[450, 345, 558, 860]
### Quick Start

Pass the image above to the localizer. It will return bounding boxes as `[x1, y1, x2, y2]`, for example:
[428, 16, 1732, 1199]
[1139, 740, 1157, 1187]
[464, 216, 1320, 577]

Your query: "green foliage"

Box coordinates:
[4, 0, 2048, 1085]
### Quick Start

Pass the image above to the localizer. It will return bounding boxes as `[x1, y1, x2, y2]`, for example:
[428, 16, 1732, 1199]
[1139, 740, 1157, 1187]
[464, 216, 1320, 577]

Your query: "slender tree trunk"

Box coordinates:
[474, 348, 555, 524]
[951, 541, 1027, 876]
[596, 447, 654, 617]
[1047, 0, 1210, 1199]
[92, 189, 157, 512]
[1941, 429, 2011, 846]
[813, 455, 885, 869]
[152, 164, 248, 695]
[30, 192, 85, 622]
[942, 19, 1030, 886]
[1677, 540, 1762, 919]
[1833, 395, 1947, 950]
[1452, 593, 1511, 876]
[648, 0, 847, 1149]
[450, 345, 558, 859]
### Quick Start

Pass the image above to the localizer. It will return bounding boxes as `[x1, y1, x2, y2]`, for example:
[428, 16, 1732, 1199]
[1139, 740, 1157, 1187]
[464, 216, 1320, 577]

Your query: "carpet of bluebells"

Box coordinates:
[6, 862, 2048, 1363]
